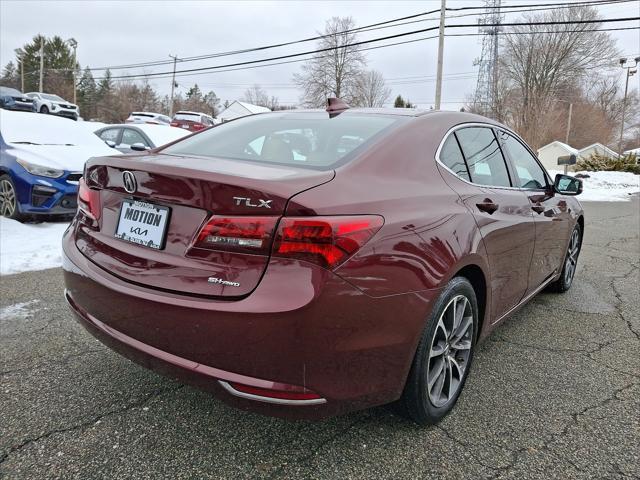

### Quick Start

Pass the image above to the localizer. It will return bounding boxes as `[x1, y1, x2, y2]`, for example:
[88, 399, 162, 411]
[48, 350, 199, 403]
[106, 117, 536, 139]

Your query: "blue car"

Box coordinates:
[1, 110, 119, 221]
[0, 86, 36, 112]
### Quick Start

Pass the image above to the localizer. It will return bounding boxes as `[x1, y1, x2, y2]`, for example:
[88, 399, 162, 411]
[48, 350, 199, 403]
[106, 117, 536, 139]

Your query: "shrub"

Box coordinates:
[577, 153, 639, 174]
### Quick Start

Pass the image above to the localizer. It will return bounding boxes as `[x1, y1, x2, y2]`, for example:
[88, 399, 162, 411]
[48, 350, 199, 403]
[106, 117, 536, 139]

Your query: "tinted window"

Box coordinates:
[499, 132, 548, 189]
[163, 113, 402, 170]
[440, 135, 470, 181]
[121, 129, 148, 147]
[455, 127, 511, 187]
[99, 128, 120, 142]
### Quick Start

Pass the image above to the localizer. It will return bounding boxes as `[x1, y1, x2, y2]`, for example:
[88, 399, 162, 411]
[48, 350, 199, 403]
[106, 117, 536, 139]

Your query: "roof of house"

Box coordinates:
[578, 143, 619, 157]
[623, 147, 640, 155]
[537, 141, 579, 155]
[230, 101, 271, 114]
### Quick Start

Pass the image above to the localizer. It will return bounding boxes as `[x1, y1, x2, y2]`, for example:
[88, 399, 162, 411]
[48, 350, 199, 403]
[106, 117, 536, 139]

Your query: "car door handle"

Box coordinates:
[531, 204, 545, 214]
[476, 200, 499, 214]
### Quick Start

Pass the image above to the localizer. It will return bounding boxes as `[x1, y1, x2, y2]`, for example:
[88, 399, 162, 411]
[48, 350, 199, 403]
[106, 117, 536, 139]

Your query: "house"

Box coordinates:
[578, 143, 619, 160]
[537, 141, 619, 171]
[218, 101, 271, 122]
[536, 141, 579, 171]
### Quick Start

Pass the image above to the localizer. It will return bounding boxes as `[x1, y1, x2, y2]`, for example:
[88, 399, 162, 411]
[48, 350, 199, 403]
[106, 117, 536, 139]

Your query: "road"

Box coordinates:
[1, 199, 638, 479]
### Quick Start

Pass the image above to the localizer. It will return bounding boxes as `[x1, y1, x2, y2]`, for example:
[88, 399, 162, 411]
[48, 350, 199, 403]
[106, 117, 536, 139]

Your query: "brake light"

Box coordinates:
[192, 123, 205, 130]
[194, 216, 278, 255]
[78, 177, 101, 220]
[273, 215, 383, 269]
[170, 121, 179, 127]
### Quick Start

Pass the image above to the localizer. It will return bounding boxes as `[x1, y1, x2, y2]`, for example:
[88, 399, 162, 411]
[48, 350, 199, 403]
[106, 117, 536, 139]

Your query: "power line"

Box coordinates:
[82, 0, 636, 72]
[90, 16, 639, 81]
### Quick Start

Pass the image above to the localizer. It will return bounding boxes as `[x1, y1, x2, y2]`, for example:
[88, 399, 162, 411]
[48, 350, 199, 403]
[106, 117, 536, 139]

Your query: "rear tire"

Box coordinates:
[401, 276, 478, 425]
[0, 174, 25, 221]
[548, 224, 582, 293]
[40, 105, 49, 114]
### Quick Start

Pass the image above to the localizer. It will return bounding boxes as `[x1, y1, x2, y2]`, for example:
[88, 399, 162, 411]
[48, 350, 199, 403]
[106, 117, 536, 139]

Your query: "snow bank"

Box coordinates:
[548, 170, 640, 202]
[0, 217, 68, 275]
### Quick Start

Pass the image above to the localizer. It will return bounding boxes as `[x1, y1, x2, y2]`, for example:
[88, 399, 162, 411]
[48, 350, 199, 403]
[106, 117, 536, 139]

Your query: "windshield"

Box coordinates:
[42, 94, 65, 102]
[0, 109, 112, 147]
[162, 112, 402, 170]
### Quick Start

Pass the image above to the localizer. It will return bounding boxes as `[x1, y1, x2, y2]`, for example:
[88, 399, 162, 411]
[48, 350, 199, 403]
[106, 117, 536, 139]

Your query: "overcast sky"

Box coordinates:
[1, 0, 638, 110]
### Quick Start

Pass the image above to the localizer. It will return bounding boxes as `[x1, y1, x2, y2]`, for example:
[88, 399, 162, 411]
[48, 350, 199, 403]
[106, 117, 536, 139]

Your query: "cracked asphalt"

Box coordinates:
[1, 199, 638, 479]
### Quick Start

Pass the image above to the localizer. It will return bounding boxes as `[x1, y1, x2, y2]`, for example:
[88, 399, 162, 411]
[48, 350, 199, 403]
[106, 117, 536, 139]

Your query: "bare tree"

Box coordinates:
[242, 84, 279, 110]
[352, 70, 391, 107]
[496, 5, 619, 149]
[294, 16, 366, 107]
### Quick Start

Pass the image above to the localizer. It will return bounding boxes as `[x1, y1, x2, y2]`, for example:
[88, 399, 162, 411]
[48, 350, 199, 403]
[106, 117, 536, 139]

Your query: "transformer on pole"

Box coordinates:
[472, 0, 502, 118]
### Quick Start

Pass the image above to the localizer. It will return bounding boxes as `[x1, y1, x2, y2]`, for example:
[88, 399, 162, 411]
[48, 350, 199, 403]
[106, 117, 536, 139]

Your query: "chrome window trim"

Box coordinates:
[435, 122, 550, 192]
[218, 380, 327, 406]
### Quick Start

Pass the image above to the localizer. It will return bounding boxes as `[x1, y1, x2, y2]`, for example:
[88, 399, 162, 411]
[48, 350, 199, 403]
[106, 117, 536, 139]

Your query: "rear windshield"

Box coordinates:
[131, 113, 154, 117]
[174, 113, 200, 121]
[162, 112, 402, 169]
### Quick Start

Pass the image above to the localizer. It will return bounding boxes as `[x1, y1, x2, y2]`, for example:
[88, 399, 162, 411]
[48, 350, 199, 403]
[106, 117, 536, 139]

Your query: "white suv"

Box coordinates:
[26, 92, 79, 120]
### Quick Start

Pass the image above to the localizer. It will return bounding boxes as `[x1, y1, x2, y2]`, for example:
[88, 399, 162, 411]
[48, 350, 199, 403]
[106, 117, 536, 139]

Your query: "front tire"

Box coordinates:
[40, 105, 49, 114]
[401, 276, 478, 425]
[0, 174, 25, 221]
[548, 224, 582, 293]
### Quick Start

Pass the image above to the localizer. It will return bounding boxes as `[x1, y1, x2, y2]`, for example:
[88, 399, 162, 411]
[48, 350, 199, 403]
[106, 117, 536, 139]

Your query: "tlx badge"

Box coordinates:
[232, 197, 272, 208]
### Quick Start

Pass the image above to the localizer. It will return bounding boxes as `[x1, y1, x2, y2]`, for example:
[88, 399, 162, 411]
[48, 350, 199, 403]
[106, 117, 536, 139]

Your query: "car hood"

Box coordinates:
[9, 143, 120, 172]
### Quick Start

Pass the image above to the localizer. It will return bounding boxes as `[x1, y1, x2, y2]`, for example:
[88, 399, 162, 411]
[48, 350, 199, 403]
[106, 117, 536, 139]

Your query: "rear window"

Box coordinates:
[162, 112, 402, 169]
[131, 113, 154, 118]
[174, 113, 200, 121]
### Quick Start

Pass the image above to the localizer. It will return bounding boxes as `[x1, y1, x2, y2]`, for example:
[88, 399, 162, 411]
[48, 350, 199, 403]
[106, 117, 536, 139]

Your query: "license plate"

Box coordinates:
[181, 125, 190, 129]
[115, 199, 170, 250]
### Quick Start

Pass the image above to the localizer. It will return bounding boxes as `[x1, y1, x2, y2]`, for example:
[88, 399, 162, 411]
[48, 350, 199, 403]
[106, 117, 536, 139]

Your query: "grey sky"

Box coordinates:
[1, 0, 638, 110]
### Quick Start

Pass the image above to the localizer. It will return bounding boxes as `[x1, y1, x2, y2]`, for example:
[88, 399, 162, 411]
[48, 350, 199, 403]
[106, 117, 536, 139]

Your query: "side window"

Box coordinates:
[99, 128, 120, 143]
[121, 129, 149, 147]
[439, 135, 471, 182]
[499, 132, 548, 189]
[455, 127, 511, 187]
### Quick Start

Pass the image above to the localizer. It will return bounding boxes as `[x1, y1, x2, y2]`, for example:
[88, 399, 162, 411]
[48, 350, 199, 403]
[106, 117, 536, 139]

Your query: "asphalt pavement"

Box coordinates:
[1, 199, 638, 479]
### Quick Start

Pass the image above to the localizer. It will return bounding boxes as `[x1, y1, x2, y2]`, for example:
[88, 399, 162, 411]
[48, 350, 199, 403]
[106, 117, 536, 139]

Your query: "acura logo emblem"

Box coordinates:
[122, 171, 137, 193]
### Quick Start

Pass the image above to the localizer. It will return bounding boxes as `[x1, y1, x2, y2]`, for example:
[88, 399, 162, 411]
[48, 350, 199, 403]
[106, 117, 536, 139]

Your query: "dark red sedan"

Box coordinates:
[63, 103, 584, 425]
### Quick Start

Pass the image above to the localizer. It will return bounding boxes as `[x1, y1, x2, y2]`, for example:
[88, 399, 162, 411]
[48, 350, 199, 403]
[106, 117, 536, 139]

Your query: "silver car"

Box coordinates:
[124, 111, 171, 125]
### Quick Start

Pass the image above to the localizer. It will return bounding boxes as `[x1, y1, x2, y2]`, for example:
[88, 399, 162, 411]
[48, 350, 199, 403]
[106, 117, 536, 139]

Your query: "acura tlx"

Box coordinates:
[63, 100, 583, 425]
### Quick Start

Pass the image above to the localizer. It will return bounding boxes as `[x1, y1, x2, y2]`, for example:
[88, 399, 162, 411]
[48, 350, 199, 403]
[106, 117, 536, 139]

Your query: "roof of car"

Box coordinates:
[175, 110, 210, 116]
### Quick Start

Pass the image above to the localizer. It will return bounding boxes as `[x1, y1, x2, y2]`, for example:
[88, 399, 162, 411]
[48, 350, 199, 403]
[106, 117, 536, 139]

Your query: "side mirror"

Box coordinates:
[130, 142, 149, 152]
[105, 140, 116, 148]
[554, 174, 582, 196]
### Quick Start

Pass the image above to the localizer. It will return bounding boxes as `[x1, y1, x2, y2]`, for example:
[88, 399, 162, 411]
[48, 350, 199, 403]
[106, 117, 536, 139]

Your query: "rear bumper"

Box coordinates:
[62, 223, 438, 419]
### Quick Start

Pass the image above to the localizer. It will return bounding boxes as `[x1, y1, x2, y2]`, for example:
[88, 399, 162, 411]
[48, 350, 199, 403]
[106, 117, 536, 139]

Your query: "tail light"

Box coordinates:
[78, 177, 101, 220]
[193, 215, 383, 270]
[192, 123, 206, 130]
[170, 121, 179, 127]
[194, 216, 278, 255]
[273, 215, 383, 269]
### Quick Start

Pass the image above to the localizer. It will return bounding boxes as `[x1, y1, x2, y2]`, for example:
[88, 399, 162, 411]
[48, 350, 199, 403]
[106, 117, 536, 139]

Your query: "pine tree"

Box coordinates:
[77, 67, 97, 119]
[394, 95, 405, 108]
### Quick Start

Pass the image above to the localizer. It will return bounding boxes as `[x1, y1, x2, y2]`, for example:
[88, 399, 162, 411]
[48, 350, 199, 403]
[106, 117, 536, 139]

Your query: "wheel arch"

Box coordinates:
[454, 264, 489, 341]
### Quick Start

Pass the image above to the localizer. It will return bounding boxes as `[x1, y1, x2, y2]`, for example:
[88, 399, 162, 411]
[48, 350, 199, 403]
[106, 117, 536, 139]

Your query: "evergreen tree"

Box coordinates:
[77, 67, 97, 119]
[15, 35, 74, 97]
[0, 61, 20, 89]
[394, 95, 405, 108]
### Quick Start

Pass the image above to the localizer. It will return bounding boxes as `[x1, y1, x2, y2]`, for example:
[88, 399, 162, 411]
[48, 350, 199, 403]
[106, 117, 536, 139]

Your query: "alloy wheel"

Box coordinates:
[427, 294, 474, 408]
[564, 228, 580, 286]
[0, 178, 16, 217]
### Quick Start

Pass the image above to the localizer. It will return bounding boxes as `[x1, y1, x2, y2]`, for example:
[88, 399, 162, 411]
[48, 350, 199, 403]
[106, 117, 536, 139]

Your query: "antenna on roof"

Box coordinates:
[326, 98, 349, 118]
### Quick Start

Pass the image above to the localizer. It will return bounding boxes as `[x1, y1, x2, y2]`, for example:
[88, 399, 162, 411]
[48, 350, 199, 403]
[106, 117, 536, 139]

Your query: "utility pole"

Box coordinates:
[39, 38, 44, 93]
[618, 57, 639, 156]
[67, 38, 78, 105]
[434, 0, 446, 110]
[169, 54, 178, 117]
[20, 54, 24, 92]
[564, 102, 573, 175]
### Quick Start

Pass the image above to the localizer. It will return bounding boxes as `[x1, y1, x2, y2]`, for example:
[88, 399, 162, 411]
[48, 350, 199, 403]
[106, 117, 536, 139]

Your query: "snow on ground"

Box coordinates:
[0, 217, 69, 275]
[548, 170, 640, 202]
[0, 300, 40, 319]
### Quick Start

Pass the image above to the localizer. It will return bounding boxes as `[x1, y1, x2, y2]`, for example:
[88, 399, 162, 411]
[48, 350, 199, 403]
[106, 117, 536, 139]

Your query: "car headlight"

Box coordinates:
[16, 159, 64, 178]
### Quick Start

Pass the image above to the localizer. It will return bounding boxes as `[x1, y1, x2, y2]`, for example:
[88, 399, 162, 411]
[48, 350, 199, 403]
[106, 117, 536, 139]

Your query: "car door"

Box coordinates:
[440, 126, 536, 322]
[498, 131, 572, 293]
[118, 128, 151, 152]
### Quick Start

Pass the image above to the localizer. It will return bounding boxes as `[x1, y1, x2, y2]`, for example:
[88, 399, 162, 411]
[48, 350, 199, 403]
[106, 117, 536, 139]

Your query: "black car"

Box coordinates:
[0, 87, 36, 112]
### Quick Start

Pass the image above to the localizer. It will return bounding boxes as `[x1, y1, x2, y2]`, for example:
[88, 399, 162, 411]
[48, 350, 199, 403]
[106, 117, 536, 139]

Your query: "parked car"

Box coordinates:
[94, 124, 192, 153]
[0, 110, 119, 221]
[62, 105, 583, 425]
[125, 112, 171, 125]
[26, 92, 79, 120]
[0, 87, 36, 112]
[170, 111, 215, 132]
